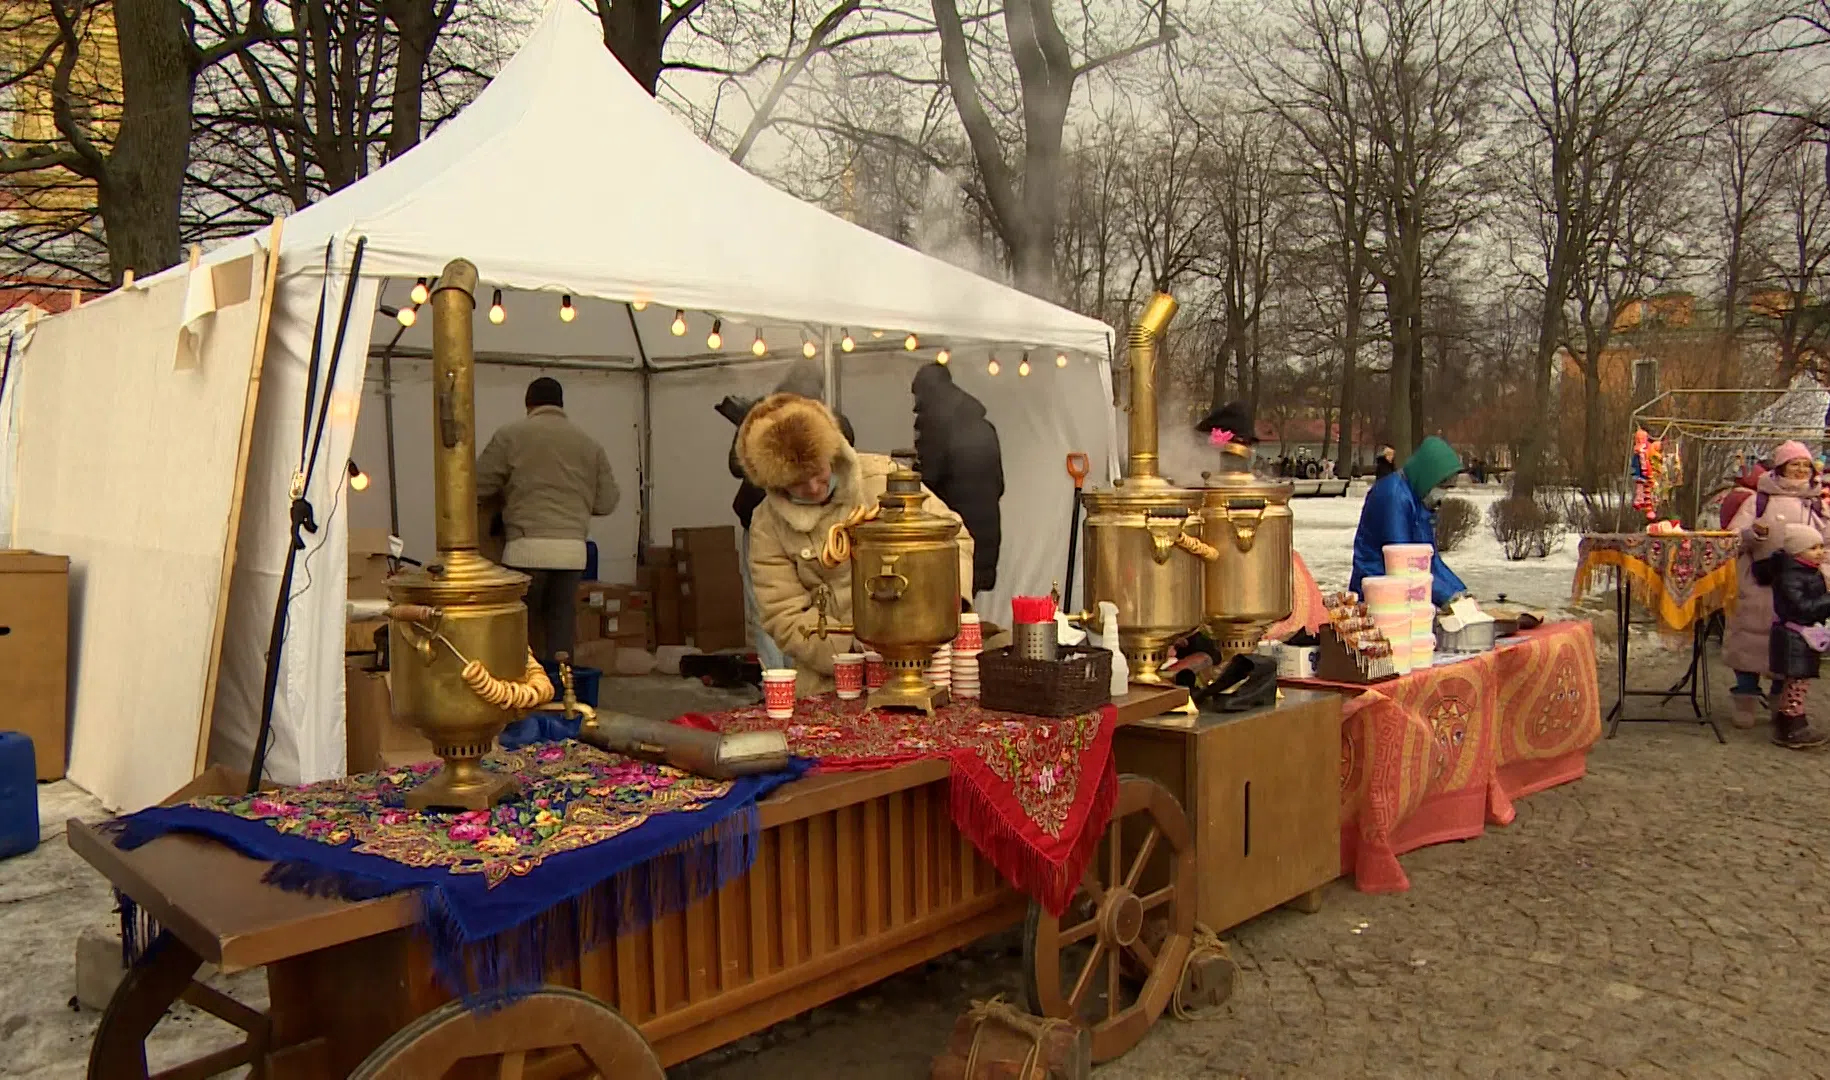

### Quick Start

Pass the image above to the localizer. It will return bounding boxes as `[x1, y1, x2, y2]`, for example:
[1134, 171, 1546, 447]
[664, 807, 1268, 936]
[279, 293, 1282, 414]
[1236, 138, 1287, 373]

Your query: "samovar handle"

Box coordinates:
[865, 554, 909, 601]
[1222, 498, 1268, 553]
[1145, 512, 1186, 565]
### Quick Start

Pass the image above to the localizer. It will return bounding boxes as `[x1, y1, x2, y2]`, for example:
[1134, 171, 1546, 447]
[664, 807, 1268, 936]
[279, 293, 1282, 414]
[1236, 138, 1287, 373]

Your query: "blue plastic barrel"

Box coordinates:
[0, 732, 40, 861]
[583, 541, 599, 583]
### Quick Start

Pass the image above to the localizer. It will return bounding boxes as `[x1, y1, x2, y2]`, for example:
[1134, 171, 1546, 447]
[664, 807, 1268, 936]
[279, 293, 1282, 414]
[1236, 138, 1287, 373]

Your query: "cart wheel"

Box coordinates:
[1022, 774, 1194, 1063]
[348, 986, 663, 1080]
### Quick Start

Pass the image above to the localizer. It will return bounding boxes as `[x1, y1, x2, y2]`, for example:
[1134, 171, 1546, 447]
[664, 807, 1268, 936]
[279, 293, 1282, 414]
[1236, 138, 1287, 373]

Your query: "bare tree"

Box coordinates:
[1496, 0, 1713, 494]
[1756, 134, 1830, 379]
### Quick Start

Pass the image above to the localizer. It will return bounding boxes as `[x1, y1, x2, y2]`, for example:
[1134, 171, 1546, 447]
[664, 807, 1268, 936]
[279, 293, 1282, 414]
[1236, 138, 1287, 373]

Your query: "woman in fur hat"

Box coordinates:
[1722, 440, 1830, 728]
[1765, 523, 1830, 749]
[737, 393, 974, 689]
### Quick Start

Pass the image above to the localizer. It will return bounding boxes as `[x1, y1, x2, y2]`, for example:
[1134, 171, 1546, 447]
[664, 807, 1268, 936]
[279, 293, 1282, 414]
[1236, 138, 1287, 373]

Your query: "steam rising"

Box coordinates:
[1153, 392, 1223, 484]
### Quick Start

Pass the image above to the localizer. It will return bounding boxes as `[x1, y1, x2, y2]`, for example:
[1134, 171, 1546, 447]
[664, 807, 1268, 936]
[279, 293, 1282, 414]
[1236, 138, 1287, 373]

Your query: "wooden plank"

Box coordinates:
[913, 786, 932, 917]
[751, 829, 779, 977]
[715, 878, 746, 992]
[888, 790, 908, 926]
[685, 896, 714, 1003]
[864, 797, 884, 936]
[835, 805, 858, 945]
[781, 820, 806, 966]
[614, 927, 648, 1022]
[196, 217, 284, 774]
[807, 812, 833, 956]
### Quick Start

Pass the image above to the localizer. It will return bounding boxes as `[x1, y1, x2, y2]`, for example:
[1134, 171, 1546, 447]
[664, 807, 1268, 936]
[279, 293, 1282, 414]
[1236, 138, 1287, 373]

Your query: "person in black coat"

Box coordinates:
[912, 363, 1004, 594]
[1765, 523, 1830, 749]
[1373, 446, 1397, 479]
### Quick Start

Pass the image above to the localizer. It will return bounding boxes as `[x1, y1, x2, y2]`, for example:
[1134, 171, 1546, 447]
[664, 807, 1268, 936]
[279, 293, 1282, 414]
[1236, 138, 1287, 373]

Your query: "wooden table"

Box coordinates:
[75, 687, 1190, 1078]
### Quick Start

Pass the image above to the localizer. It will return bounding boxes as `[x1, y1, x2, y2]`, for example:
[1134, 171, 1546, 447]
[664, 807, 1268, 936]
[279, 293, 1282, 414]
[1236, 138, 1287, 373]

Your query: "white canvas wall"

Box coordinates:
[12, 272, 268, 811]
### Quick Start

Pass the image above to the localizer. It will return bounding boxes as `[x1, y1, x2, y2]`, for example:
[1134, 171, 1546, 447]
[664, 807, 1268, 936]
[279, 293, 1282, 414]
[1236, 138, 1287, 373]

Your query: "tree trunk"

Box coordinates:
[600, 0, 663, 94]
[1514, 280, 1565, 499]
[1385, 277, 1414, 455]
[384, 0, 448, 160]
[1335, 291, 1360, 473]
[100, 0, 200, 283]
[1582, 344, 1604, 492]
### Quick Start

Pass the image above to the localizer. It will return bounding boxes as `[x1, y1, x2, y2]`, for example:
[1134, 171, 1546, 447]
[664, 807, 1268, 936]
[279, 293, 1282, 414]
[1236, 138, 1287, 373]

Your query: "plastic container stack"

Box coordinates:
[1383, 543, 1437, 669]
[1361, 575, 1414, 674]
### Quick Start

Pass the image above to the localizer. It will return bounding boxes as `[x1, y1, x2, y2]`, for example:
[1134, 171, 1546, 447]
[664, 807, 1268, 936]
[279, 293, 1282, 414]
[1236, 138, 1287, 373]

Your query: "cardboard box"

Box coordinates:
[344, 659, 436, 773]
[672, 526, 738, 555]
[647, 549, 685, 646]
[676, 547, 745, 652]
[346, 617, 387, 655]
[348, 528, 396, 602]
[0, 550, 70, 780]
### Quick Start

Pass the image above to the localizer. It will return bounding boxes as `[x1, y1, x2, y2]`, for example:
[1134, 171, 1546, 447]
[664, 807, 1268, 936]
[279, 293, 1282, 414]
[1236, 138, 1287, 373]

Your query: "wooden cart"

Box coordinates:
[75, 688, 1213, 1078]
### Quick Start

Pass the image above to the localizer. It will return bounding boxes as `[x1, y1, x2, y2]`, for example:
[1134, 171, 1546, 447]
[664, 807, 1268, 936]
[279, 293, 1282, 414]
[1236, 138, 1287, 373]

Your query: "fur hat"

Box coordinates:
[1784, 524, 1824, 556]
[737, 393, 845, 491]
[1774, 440, 1815, 470]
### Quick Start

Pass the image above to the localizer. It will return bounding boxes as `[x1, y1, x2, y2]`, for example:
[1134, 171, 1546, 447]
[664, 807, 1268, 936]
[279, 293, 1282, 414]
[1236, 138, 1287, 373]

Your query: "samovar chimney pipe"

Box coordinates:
[1125, 292, 1178, 483]
[429, 260, 481, 555]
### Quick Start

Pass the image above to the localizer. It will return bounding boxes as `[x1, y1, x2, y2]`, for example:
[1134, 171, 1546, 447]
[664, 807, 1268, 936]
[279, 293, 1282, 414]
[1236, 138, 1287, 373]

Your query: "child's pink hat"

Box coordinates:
[1774, 440, 1814, 468]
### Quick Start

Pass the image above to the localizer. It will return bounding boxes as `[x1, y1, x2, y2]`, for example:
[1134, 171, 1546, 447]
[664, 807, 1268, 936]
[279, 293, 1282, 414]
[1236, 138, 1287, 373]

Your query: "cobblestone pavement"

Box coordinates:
[6, 647, 1828, 1079]
[674, 645, 1830, 1080]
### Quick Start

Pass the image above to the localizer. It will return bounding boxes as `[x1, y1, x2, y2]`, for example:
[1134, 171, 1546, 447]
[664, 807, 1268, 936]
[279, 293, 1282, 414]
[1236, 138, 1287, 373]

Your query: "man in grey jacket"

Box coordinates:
[477, 377, 618, 663]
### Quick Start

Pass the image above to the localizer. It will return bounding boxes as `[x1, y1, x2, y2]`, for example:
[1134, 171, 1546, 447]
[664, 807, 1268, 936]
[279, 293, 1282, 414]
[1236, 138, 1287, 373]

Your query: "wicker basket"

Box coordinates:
[979, 645, 1113, 717]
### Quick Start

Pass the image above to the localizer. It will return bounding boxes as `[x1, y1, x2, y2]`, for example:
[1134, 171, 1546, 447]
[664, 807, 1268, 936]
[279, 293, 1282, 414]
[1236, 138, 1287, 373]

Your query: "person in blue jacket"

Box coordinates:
[1350, 435, 1469, 607]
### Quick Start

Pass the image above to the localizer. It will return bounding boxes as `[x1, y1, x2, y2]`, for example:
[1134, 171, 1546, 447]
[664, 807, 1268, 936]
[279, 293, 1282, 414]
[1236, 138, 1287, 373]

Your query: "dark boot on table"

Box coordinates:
[1771, 711, 1830, 750]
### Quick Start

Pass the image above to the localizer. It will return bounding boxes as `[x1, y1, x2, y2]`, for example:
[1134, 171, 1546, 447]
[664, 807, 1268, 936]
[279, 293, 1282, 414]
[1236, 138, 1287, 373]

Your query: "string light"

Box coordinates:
[347, 460, 370, 492]
[396, 304, 416, 328]
[803, 339, 818, 358]
[752, 331, 767, 356]
[560, 295, 576, 323]
[671, 310, 687, 336]
[840, 330, 855, 352]
[1055, 352, 1068, 368]
[872, 329, 885, 338]
[489, 289, 506, 325]
[936, 349, 950, 365]
[1019, 356, 1032, 377]
[410, 278, 429, 304]
[904, 333, 919, 350]
[987, 355, 1001, 376]
[707, 319, 724, 350]
[631, 298, 648, 311]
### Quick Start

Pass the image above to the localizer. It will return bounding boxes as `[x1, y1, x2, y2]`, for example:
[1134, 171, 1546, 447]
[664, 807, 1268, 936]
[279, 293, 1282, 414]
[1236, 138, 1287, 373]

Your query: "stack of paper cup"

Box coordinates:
[952, 615, 981, 699]
[864, 651, 886, 691]
[833, 653, 865, 701]
[926, 643, 953, 690]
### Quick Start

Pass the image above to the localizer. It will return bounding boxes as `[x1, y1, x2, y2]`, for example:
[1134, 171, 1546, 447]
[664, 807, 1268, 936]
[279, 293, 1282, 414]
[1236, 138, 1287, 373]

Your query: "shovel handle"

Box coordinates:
[1065, 452, 1090, 488]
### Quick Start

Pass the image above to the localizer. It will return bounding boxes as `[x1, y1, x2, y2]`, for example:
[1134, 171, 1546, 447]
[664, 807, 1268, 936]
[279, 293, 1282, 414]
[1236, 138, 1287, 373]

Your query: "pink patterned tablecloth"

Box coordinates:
[1283, 621, 1601, 892]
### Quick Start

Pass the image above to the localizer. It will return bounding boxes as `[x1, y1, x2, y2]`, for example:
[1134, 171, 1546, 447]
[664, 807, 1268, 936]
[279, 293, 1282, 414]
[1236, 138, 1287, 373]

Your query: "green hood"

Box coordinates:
[1402, 436, 1461, 498]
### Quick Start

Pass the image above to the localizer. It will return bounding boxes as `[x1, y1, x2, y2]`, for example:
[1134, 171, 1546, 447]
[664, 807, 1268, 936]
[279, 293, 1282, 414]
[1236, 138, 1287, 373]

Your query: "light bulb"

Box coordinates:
[987, 356, 1001, 376]
[410, 278, 429, 304]
[1055, 352, 1068, 368]
[803, 340, 818, 358]
[671, 310, 687, 336]
[559, 295, 576, 322]
[905, 333, 919, 350]
[872, 329, 885, 338]
[936, 349, 950, 365]
[631, 298, 648, 311]
[347, 460, 369, 492]
[489, 289, 505, 325]
[396, 305, 416, 328]
[840, 330, 855, 352]
[707, 319, 723, 350]
[751, 332, 767, 356]
[1019, 358, 1031, 377]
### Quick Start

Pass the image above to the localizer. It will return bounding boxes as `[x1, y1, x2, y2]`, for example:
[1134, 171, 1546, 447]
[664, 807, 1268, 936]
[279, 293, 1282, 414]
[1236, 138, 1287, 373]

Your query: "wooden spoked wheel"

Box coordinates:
[1022, 774, 1195, 1063]
[348, 986, 663, 1080]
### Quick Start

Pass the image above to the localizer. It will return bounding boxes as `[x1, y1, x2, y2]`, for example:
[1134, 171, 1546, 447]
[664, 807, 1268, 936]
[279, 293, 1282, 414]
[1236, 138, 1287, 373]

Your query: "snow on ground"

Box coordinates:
[1293, 480, 1581, 613]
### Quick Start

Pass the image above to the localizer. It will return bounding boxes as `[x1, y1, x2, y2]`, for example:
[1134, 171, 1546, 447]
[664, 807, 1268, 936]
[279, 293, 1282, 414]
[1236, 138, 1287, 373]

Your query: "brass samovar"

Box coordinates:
[1200, 442, 1294, 659]
[1080, 293, 1212, 684]
[816, 452, 961, 714]
[386, 259, 552, 809]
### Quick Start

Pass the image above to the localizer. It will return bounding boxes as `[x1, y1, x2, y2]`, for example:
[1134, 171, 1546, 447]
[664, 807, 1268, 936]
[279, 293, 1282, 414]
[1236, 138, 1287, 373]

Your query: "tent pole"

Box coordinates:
[382, 346, 401, 537]
[822, 326, 836, 409]
[625, 304, 654, 559]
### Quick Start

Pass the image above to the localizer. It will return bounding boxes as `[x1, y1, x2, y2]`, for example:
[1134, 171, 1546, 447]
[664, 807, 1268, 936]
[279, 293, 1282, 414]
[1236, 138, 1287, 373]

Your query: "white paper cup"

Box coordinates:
[762, 668, 797, 719]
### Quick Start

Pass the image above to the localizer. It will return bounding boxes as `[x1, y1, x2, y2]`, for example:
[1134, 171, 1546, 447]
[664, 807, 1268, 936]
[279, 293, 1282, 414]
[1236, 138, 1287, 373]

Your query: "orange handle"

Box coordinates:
[1065, 452, 1090, 489]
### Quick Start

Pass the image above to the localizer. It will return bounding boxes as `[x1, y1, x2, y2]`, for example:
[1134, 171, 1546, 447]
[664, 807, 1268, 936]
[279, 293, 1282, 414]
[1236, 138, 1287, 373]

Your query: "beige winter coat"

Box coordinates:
[476, 406, 619, 570]
[749, 446, 975, 677]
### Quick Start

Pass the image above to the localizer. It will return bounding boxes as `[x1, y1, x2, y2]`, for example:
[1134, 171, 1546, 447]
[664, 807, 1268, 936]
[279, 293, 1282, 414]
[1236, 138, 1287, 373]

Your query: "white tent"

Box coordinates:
[4, 0, 1118, 810]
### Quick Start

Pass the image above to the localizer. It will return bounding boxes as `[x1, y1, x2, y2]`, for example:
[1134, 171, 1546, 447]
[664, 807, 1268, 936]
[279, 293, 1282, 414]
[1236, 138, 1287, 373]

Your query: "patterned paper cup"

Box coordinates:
[864, 652, 886, 690]
[834, 653, 865, 700]
[763, 669, 797, 719]
[956, 613, 983, 652]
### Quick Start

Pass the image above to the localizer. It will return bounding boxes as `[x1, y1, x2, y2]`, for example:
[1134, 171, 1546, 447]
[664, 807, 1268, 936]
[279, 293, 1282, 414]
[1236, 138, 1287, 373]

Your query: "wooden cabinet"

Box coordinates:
[1114, 689, 1341, 933]
[0, 550, 71, 780]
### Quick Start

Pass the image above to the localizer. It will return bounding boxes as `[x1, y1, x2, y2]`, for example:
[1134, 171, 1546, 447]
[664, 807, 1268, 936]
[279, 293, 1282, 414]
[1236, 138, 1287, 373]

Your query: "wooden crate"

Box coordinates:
[0, 550, 70, 779]
[1113, 689, 1341, 933]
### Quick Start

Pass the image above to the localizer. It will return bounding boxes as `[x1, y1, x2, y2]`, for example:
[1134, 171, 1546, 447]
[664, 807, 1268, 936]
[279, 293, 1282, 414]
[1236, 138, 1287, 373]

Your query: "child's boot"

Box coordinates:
[1771, 710, 1830, 750]
[1732, 693, 1762, 729]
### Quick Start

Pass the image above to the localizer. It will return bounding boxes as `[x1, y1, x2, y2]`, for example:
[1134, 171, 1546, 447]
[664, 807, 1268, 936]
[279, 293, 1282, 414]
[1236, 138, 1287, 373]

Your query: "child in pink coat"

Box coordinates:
[1724, 440, 1830, 726]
